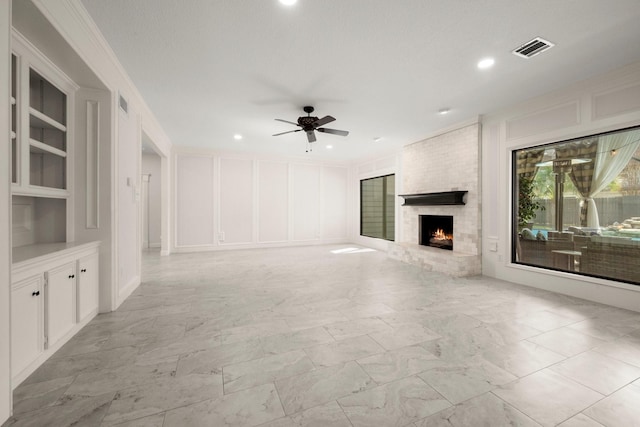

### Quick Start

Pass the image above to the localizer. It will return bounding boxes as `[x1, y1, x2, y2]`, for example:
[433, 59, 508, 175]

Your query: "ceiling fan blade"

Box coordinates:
[306, 131, 316, 143]
[317, 128, 349, 137]
[313, 115, 335, 127]
[275, 118, 300, 126]
[272, 129, 302, 136]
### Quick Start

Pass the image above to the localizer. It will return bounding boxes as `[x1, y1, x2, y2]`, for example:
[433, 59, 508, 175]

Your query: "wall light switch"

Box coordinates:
[489, 242, 498, 252]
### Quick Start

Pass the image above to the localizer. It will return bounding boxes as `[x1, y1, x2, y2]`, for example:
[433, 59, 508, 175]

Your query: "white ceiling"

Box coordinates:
[80, 0, 640, 161]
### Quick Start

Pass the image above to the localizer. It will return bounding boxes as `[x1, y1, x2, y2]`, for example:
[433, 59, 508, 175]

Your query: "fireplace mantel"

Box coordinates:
[399, 191, 467, 206]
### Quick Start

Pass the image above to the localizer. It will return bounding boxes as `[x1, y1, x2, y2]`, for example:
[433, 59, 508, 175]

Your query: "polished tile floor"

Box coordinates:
[4, 245, 640, 426]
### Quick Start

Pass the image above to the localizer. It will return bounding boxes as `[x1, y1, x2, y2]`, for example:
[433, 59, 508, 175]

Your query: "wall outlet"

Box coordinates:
[218, 231, 225, 242]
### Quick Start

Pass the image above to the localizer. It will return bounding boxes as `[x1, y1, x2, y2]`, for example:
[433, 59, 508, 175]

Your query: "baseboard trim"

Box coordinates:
[117, 275, 140, 307]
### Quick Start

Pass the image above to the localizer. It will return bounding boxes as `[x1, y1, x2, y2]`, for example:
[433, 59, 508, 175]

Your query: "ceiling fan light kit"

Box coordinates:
[273, 106, 349, 150]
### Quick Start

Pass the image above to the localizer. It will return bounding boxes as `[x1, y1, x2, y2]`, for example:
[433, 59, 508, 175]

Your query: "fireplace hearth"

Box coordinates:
[420, 215, 453, 250]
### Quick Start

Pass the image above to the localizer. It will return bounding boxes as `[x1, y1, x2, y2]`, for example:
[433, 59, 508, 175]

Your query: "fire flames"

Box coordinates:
[432, 228, 453, 241]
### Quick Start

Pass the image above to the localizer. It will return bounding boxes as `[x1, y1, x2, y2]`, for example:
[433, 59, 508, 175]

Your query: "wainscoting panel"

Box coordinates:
[176, 154, 215, 246]
[321, 166, 348, 239]
[506, 101, 580, 140]
[258, 161, 288, 243]
[292, 163, 321, 241]
[593, 82, 640, 120]
[174, 151, 349, 251]
[219, 157, 253, 245]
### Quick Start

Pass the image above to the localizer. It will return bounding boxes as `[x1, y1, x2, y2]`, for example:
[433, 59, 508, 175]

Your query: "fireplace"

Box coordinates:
[420, 215, 453, 250]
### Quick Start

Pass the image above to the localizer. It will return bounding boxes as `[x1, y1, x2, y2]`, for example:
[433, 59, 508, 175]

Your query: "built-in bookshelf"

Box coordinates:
[11, 32, 76, 249]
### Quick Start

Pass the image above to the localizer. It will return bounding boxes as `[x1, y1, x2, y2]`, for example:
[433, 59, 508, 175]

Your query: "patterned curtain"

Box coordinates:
[516, 149, 545, 179]
[586, 129, 640, 227]
[555, 138, 598, 226]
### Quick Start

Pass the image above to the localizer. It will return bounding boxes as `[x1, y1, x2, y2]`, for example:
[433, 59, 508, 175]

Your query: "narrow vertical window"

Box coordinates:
[360, 174, 395, 241]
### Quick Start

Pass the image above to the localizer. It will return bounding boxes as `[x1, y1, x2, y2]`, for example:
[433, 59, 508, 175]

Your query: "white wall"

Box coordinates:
[482, 60, 640, 312]
[116, 103, 140, 302]
[74, 88, 113, 313]
[173, 150, 349, 251]
[141, 127, 171, 256]
[1, 2, 12, 422]
[141, 153, 161, 247]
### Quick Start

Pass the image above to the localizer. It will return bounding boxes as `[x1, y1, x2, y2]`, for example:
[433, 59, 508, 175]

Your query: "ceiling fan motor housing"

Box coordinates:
[298, 116, 319, 129]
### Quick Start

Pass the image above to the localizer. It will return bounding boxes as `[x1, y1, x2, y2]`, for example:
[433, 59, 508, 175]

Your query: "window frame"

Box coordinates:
[511, 125, 640, 286]
[360, 173, 395, 241]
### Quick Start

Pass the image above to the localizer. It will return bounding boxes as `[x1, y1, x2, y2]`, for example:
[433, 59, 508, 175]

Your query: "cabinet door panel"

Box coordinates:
[11, 275, 44, 377]
[46, 262, 76, 348]
[77, 253, 99, 321]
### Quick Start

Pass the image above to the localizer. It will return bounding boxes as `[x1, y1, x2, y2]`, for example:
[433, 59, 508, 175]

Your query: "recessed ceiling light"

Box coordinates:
[373, 137, 382, 142]
[233, 134, 243, 140]
[326, 145, 333, 149]
[279, 0, 297, 5]
[438, 108, 450, 115]
[477, 58, 495, 70]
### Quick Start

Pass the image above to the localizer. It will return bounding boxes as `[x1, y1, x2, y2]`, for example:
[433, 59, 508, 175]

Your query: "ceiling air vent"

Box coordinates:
[512, 37, 555, 58]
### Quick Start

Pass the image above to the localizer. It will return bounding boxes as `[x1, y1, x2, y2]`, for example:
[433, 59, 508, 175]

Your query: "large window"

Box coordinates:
[513, 126, 640, 285]
[361, 174, 395, 241]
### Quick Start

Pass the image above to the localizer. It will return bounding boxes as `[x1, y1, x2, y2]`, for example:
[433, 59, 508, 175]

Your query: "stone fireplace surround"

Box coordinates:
[388, 123, 482, 277]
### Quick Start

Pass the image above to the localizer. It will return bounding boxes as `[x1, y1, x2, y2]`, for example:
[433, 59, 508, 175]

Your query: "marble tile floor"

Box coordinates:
[4, 245, 640, 427]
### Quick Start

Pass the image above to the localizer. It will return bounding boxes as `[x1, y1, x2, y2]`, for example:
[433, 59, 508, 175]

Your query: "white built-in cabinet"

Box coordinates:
[9, 31, 101, 388]
[11, 242, 100, 386]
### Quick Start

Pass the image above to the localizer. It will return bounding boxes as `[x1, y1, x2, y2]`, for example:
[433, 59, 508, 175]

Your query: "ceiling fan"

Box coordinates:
[273, 106, 349, 149]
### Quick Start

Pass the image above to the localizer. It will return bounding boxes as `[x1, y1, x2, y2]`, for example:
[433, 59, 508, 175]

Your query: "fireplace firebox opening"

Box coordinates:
[420, 215, 453, 250]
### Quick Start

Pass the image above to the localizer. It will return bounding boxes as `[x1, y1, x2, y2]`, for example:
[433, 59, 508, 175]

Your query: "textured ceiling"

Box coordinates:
[80, 0, 640, 161]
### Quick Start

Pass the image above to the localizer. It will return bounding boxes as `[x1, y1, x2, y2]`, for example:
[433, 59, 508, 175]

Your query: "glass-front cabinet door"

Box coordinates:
[11, 33, 74, 199]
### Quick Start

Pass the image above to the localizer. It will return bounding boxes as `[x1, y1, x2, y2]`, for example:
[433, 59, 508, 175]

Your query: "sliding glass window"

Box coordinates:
[361, 174, 395, 241]
[513, 125, 640, 286]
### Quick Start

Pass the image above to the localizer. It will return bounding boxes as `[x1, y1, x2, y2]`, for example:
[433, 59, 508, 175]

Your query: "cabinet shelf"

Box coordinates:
[12, 185, 69, 199]
[29, 107, 67, 132]
[29, 139, 67, 158]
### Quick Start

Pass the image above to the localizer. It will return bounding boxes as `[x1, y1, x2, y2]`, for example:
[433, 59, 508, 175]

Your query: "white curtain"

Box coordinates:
[585, 129, 640, 228]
